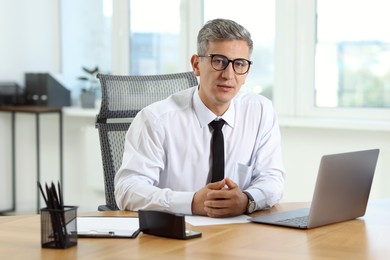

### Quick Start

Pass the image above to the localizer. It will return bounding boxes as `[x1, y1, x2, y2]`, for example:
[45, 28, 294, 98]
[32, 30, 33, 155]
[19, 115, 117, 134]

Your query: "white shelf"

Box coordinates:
[63, 107, 99, 118]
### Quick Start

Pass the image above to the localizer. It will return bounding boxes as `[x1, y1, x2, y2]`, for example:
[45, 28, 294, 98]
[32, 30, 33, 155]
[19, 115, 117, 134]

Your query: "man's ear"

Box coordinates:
[190, 55, 200, 76]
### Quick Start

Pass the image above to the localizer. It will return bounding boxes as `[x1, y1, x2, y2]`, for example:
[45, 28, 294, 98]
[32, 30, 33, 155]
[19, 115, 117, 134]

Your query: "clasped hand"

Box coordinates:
[191, 178, 248, 218]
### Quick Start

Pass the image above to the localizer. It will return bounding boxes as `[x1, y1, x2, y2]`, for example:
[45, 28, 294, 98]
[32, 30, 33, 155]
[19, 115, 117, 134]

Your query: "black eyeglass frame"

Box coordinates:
[198, 54, 252, 75]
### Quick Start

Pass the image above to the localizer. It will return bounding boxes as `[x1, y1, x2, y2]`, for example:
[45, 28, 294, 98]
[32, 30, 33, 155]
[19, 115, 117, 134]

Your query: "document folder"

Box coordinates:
[77, 216, 140, 238]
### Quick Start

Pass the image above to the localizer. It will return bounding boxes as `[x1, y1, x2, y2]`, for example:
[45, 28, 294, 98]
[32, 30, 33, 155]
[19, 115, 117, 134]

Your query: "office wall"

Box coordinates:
[280, 126, 390, 202]
[63, 120, 389, 212]
[0, 0, 60, 86]
[2, 111, 389, 214]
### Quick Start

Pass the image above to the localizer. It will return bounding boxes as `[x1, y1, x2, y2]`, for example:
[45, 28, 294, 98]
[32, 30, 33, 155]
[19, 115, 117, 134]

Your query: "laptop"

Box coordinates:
[250, 149, 380, 229]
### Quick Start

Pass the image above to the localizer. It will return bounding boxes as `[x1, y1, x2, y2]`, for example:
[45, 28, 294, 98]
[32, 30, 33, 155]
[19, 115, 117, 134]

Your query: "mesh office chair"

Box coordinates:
[95, 71, 198, 211]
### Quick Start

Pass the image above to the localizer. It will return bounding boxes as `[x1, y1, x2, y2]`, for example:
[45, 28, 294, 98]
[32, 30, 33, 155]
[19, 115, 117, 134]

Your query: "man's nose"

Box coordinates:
[221, 62, 235, 79]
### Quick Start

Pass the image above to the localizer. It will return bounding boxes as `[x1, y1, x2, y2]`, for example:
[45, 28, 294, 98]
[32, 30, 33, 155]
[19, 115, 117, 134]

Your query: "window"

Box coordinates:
[61, 0, 112, 100]
[204, 0, 275, 99]
[276, 0, 390, 121]
[60, 0, 389, 122]
[315, 0, 390, 108]
[129, 0, 182, 75]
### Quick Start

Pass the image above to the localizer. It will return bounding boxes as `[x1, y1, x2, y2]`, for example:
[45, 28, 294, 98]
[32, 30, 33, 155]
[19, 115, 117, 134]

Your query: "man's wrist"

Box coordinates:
[243, 191, 256, 214]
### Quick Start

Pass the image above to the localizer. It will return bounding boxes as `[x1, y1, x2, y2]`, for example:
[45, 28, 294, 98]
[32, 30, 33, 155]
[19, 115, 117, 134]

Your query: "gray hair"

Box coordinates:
[197, 18, 253, 56]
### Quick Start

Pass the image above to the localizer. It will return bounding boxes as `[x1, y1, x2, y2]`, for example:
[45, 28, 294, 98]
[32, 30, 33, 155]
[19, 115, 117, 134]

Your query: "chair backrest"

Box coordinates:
[95, 71, 198, 210]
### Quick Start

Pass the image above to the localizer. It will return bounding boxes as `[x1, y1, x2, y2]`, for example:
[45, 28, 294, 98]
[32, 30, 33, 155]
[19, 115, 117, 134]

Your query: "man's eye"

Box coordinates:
[235, 60, 246, 67]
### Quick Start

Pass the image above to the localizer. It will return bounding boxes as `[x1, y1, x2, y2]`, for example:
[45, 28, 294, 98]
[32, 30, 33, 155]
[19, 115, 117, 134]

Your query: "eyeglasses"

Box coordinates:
[199, 54, 252, 75]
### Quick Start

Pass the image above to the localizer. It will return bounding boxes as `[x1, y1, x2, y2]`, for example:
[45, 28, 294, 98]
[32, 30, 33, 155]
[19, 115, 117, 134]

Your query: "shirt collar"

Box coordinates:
[193, 86, 235, 128]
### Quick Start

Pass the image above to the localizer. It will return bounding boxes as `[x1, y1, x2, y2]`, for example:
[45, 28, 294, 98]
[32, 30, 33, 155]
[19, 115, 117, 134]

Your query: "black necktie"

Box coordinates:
[210, 120, 225, 182]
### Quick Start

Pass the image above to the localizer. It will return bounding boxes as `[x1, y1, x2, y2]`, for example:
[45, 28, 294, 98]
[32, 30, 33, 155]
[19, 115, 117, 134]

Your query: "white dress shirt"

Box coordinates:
[115, 86, 285, 214]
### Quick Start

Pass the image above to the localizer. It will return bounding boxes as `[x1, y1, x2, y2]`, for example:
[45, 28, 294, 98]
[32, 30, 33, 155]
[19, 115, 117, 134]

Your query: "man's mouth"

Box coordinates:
[217, 84, 234, 89]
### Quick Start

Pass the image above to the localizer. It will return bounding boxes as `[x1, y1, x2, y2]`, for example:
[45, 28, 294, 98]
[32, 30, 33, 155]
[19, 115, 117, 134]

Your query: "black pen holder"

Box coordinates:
[40, 206, 78, 249]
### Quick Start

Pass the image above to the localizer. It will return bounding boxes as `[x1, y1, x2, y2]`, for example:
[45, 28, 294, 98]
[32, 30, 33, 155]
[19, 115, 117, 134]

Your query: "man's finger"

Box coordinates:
[206, 179, 226, 190]
[224, 177, 238, 189]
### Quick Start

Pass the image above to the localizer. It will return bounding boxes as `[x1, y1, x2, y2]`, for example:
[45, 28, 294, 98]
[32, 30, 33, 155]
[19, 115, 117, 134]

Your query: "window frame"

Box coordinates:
[275, 0, 390, 122]
[111, 0, 390, 124]
[111, 0, 202, 75]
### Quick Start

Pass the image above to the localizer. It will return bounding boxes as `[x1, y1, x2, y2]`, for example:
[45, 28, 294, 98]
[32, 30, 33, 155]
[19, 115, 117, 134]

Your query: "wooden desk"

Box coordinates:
[1, 200, 390, 259]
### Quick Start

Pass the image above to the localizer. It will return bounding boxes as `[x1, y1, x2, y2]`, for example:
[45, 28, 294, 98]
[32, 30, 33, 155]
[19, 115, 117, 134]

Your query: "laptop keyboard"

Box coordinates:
[276, 216, 308, 226]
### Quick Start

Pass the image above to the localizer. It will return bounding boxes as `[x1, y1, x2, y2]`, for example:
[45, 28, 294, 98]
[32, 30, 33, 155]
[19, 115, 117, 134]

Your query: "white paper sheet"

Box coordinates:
[185, 215, 250, 226]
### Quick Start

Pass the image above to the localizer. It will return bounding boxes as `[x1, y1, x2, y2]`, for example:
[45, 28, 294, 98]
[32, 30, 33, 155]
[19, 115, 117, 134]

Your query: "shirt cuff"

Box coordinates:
[245, 188, 268, 211]
[170, 191, 196, 215]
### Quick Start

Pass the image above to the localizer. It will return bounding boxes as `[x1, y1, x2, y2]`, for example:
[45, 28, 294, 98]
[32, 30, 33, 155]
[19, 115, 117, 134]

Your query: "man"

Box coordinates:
[115, 18, 285, 218]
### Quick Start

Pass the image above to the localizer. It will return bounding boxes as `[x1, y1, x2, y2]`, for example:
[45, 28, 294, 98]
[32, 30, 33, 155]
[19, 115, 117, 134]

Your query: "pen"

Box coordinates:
[37, 182, 48, 207]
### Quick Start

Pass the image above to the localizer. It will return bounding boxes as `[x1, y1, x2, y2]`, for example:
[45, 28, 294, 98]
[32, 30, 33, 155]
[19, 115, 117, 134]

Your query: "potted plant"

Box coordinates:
[78, 66, 100, 108]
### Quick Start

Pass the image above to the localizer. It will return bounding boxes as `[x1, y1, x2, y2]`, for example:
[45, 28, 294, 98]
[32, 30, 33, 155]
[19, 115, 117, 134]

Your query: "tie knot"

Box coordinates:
[210, 120, 225, 131]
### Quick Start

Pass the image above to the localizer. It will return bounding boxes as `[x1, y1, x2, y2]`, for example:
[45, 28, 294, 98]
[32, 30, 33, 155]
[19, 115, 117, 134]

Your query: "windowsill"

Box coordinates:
[279, 116, 390, 132]
[62, 107, 390, 132]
